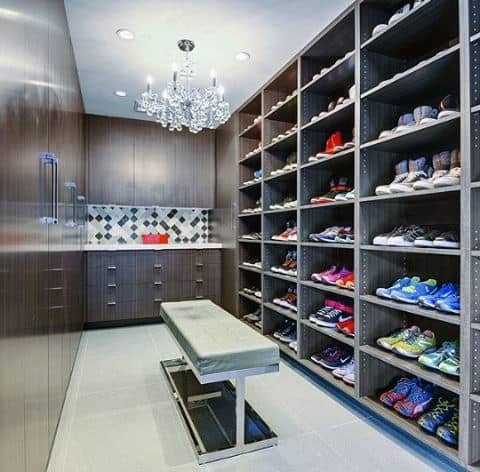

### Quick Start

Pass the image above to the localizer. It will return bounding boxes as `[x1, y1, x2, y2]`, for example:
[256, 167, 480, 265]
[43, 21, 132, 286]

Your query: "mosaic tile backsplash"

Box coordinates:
[88, 206, 209, 244]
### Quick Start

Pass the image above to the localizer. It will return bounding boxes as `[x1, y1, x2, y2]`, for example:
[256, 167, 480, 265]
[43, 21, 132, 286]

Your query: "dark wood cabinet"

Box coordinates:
[86, 249, 221, 324]
[87, 115, 215, 208]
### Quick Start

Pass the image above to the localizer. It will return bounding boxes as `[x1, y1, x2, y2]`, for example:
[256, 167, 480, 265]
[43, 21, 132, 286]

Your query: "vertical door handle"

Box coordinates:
[39, 153, 59, 225]
[76, 195, 86, 227]
[64, 181, 77, 227]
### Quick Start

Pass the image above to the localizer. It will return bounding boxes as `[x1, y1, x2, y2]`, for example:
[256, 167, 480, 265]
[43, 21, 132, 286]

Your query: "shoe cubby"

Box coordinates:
[300, 157, 354, 206]
[239, 267, 261, 292]
[239, 240, 261, 267]
[299, 204, 354, 242]
[239, 186, 261, 212]
[359, 251, 460, 297]
[234, 1, 477, 467]
[359, 193, 460, 245]
[239, 297, 262, 330]
[263, 173, 296, 210]
[263, 244, 297, 282]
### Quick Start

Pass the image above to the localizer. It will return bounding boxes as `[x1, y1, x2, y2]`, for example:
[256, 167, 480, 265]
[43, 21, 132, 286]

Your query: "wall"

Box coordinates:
[86, 114, 216, 208]
[0, 0, 85, 471]
[210, 113, 239, 313]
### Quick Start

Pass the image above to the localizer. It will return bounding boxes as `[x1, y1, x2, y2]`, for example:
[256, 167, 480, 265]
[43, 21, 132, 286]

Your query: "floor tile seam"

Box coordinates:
[76, 378, 167, 398]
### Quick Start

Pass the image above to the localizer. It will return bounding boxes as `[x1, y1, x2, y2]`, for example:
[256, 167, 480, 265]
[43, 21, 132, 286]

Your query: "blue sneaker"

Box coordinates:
[376, 277, 420, 299]
[418, 283, 458, 309]
[390, 278, 437, 304]
[435, 294, 460, 315]
[417, 397, 457, 434]
[393, 381, 435, 418]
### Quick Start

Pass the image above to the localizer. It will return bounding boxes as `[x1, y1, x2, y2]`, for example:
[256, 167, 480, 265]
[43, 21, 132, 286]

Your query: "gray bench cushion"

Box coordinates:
[161, 300, 280, 376]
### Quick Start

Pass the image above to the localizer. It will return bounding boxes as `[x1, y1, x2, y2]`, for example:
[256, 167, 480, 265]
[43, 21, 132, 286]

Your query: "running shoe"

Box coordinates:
[373, 226, 407, 245]
[273, 320, 294, 339]
[435, 294, 460, 315]
[379, 377, 419, 407]
[322, 267, 353, 285]
[438, 344, 460, 377]
[311, 346, 336, 365]
[417, 397, 457, 434]
[418, 340, 459, 372]
[337, 318, 355, 337]
[436, 410, 459, 446]
[393, 381, 434, 418]
[418, 283, 458, 309]
[316, 347, 353, 370]
[375, 276, 420, 299]
[309, 299, 337, 323]
[314, 302, 353, 328]
[375, 161, 408, 195]
[392, 330, 436, 359]
[387, 225, 427, 247]
[390, 278, 437, 304]
[414, 228, 444, 247]
[376, 326, 421, 351]
[413, 151, 450, 190]
[311, 265, 338, 282]
[332, 358, 355, 382]
[433, 230, 460, 249]
[336, 272, 354, 289]
[389, 157, 433, 193]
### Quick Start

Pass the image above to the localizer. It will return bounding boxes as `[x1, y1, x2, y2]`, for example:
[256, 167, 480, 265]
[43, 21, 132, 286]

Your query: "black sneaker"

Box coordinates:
[414, 228, 443, 247]
[433, 231, 460, 249]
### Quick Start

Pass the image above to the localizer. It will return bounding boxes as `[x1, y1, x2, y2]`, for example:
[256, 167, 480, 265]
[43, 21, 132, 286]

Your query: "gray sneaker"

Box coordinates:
[414, 152, 450, 190]
[375, 160, 408, 195]
[390, 157, 432, 193]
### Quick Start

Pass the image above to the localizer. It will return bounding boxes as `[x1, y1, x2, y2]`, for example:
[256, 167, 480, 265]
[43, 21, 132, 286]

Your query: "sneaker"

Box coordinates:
[418, 397, 457, 434]
[289, 340, 298, 352]
[322, 267, 353, 285]
[336, 272, 354, 289]
[438, 94, 459, 120]
[345, 189, 355, 199]
[393, 112, 416, 133]
[418, 283, 458, 309]
[272, 221, 296, 241]
[377, 326, 421, 351]
[279, 326, 297, 344]
[243, 308, 261, 323]
[388, 3, 411, 25]
[414, 105, 439, 125]
[311, 265, 338, 282]
[375, 160, 408, 195]
[433, 231, 460, 249]
[316, 347, 353, 370]
[335, 229, 355, 245]
[273, 320, 293, 339]
[413, 152, 450, 190]
[376, 276, 420, 299]
[314, 302, 353, 328]
[390, 278, 437, 304]
[309, 299, 337, 323]
[337, 318, 355, 337]
[418, 340, 459, 373]
[389, 157, 433, 193]
[414, 228, 444, 247]
[393, 381, 434, 418]
[332, 358, 354, 380]
[438, 351, 460, 377]
[436, 410, 459, 446]
[392, 330, 436, 359]
[342, 369, 355, 386]
[387, 225, 427, 247]
[310, 177, 351, 204]
[435, 294, 460, 315]
[433, 150, 461, 187]
[379, 377, 419, 407]
[310, 226, 346, 243]
[271, 251, 293, 274]
[373, 226, 407, 245]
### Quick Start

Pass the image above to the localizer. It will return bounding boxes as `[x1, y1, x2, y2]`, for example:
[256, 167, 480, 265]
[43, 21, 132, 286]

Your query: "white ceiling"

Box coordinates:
[64, 0, 353, 121]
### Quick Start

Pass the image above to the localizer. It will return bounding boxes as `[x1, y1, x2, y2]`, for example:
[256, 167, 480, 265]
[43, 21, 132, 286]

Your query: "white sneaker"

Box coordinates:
[332, 359, 354, 379]
[388, 4, 411, 25]
[433, 167, 460, 187]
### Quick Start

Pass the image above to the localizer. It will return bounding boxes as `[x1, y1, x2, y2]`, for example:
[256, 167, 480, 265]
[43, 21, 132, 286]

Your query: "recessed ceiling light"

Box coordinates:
[116, 28, 135, 40]
[235, 51, 251, 62]
[114, 90, 127, 97]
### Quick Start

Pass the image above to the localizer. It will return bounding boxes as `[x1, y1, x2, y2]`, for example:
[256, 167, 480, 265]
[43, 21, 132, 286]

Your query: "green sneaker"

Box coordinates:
[438, 345, 460, 377]
[418, 340, 459, 373]
[377, 326, 420, 351]
[436, 409, 459, 446]
[392, 330, 436, 359]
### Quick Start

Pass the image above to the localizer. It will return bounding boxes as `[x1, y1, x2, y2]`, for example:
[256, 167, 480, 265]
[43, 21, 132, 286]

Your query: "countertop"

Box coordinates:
[84, 243, 222, 251]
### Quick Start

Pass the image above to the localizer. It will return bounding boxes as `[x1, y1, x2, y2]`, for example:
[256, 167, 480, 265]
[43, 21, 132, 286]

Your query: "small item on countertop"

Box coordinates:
[141, 233, 169, 244]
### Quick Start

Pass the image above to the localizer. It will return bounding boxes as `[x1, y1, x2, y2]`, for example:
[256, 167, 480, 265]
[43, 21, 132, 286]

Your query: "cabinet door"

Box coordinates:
[87, 116, 135, 205]
[134, 122, 176, 206]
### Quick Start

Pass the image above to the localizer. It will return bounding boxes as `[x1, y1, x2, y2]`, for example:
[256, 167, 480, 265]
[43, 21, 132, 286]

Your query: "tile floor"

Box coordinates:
[47, 324, 454, 472]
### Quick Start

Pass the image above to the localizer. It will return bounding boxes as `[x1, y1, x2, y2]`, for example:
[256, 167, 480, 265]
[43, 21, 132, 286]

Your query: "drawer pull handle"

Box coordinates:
[47, 287, 64, 291]
[195, 296, 203, 299]
[107, 302, 116, 306]
[196, 263, 204, 267]
[154, 298, 162, 303]
[154, 264, 162, 269]
[154, 281, 163, 286]
[107, 266, 117, 270]
[107, 283, 117, 288]
[195, 279, 203, 283]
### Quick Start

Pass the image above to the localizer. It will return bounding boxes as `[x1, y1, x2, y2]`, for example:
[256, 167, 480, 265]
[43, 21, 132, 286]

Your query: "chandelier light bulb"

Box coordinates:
[162, 89, 168, 99]
[210, 69, 217, 87]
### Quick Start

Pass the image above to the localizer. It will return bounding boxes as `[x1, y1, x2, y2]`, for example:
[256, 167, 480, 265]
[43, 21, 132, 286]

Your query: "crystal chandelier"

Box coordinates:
[135, 39, 230, 133]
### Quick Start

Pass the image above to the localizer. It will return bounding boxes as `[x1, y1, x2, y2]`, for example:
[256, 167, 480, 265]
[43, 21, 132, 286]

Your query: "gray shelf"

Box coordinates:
[264, 240, 298, 246]
[301, 100, 354, 133]
[264, 94, 298, 123]
[360, 345, 460, 394]
[360, 114, 460, 153]
[264, 302, 297, 321]
[361, 245, 460, 257]
[300, 200, 354, 210]
[302, 319, 355, 348]
[263, 168, 297, 183]
[266, 335, 298, 360]
[300, 280, 354, 299]
[263, 131, 297, 153]
[239, 121, 262, 140]
[301, 242, 354, 250]
[239, 265, 263, 274]
[301, 147, 355, 170]
[239, 150, 262, 165]
[239, 181, 261, 190]
[360, 185, 460, 204]
[360, 295, 461, 326]
[238, 239, 262, 244]
[238, 292, 262, 305]
[264, 207, 297, 215]
[238, 211, 262, 218]
[264, 271, 297, 284]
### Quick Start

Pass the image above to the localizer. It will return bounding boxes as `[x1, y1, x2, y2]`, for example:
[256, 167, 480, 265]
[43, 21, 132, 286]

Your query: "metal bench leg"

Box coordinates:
[235, 377, 245, 447]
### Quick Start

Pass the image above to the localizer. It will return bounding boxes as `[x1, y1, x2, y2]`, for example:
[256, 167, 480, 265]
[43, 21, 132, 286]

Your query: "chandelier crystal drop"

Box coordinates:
[135, 39, 230, 133]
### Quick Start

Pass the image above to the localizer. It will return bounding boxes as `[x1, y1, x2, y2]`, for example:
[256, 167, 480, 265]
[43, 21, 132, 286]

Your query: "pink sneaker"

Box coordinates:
[322, 267, 352, 285]
[311, 266, 338, 282]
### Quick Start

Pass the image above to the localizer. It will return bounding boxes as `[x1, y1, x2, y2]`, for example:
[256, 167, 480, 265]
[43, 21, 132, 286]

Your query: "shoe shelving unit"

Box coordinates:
[234, 1, 480, 468]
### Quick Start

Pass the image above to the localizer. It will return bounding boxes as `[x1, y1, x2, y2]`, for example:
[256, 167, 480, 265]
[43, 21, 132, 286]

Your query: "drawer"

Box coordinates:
[103, 300, 135, 322]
